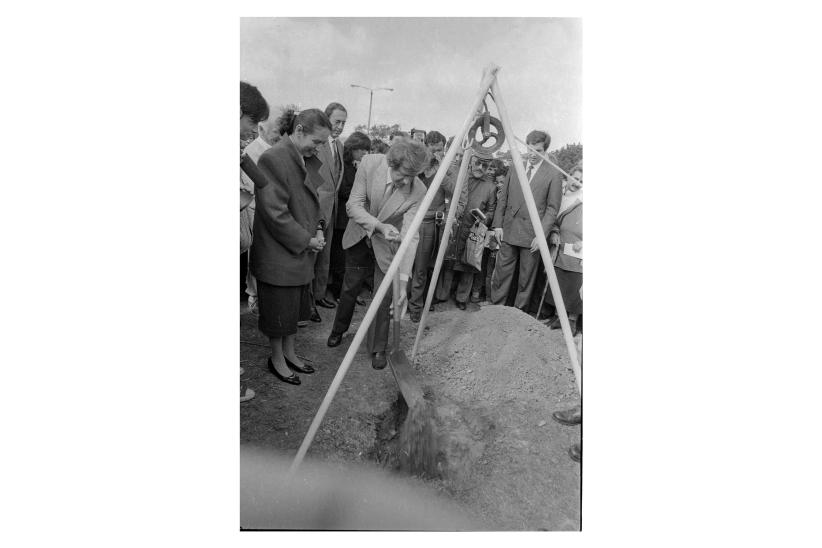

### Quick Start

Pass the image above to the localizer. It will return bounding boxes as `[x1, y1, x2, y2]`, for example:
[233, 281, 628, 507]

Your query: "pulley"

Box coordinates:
[468, 96, 505, 155]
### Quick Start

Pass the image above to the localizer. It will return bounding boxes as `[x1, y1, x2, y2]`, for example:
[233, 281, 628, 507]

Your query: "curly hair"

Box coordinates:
[386, 138, 429, 174]
[240, 81, 269, 124]
[275, 106, 332, 136]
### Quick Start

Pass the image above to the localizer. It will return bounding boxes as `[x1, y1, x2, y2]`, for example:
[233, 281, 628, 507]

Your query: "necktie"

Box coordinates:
[334, 142, 341, 173]
[383, 183, 395, 208]
[527, 164, 533, 181]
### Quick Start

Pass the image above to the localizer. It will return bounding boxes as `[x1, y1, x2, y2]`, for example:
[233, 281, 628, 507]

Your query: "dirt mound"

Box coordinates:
[410, 305, 581, 530]
[241, 302, 581, 530]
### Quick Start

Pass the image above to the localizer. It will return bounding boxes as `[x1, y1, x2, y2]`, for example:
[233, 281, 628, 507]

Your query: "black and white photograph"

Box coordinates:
[9, 3, 822, 545]
[239, 17, 583, 530]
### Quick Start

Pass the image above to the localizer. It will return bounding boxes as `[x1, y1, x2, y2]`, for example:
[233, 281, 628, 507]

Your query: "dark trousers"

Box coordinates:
[490, 241, 542, 310]
[437, 267, 475, 303]
[408, 219, 438, 314]
[482, 249, 496, 300]
[312, 223, 334, 302]
[331, 238, 391, 354]
[328, 228, 347, 299]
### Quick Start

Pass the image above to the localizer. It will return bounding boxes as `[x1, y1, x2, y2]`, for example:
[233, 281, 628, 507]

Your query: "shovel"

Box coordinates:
[388, 273, 425, 409]
[388, 273, 438, 477]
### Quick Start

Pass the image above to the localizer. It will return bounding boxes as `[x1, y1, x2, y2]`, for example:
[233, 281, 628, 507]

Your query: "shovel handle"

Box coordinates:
[392, 272, 401, 349]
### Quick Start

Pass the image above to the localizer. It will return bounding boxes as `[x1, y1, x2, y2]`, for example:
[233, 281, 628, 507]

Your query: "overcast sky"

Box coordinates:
[241, 17, 581, 152]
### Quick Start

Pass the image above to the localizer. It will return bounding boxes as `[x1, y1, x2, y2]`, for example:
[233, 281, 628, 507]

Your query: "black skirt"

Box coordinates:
[545, 267, 583, 316]
[257, 281, 311, 338]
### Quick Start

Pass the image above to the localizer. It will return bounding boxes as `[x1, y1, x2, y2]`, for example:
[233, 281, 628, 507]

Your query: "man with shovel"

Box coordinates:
[327, 139, 429, 370]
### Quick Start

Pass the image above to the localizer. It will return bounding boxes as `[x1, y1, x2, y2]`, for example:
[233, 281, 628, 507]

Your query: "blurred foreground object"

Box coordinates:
[240, 448, 475, 530]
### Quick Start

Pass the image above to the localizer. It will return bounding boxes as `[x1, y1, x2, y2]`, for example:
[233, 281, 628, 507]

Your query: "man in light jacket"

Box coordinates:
[327, 139, 429, 370]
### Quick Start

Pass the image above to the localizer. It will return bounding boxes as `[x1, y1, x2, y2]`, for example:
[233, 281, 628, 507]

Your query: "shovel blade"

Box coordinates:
[387, 349, 424, 408]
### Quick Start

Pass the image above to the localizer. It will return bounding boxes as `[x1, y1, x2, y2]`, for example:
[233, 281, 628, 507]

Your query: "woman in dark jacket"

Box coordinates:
[328, 131, 371, 300]
[250, 107, 332, 385]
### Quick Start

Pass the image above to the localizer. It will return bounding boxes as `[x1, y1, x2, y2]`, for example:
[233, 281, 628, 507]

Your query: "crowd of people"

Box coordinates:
[239, 80, 583, 460]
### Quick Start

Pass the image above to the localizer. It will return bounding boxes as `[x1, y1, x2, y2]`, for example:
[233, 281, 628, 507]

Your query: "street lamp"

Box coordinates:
[350, 84, 394, 131]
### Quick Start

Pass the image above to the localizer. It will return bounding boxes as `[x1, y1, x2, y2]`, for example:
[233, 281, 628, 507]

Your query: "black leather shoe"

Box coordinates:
[552, 405, 582, 426]
[310, 308, 322, 323]
[429, 303, 435, 311]
[410, 312, 421, 323]
[285, 355, 314, 374]
[356, 296, 366, 306]
[268, 357, 300, 385]
[569, 442, 581, 463]
[372, 351, 387, 370]
[456, 301, 467, 310]
[327, 332, 343, 347]
[316, 298, 337, 309]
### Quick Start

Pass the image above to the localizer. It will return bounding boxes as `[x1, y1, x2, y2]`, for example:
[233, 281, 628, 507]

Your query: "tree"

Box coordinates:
[495, 143, 583, 173]
[352, 123, 402, 142]
[548, 143, 583, 174]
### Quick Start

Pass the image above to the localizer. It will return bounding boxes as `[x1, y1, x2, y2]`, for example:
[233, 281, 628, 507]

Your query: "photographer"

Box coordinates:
[435, 150, 497, 310]
[407, 131, 454, 323]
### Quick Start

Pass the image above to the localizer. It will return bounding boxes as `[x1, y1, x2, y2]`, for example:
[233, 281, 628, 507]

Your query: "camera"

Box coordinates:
[470, 208, 486, 222]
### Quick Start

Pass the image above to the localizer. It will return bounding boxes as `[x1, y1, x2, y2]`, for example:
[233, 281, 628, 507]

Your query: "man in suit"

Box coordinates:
[490, 130, 563, 310]
[312, 102, 348, 316]
[327, 139, 429, 370]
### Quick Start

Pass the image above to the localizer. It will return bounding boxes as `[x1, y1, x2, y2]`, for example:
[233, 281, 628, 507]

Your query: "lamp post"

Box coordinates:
[350, 84, 394, 131]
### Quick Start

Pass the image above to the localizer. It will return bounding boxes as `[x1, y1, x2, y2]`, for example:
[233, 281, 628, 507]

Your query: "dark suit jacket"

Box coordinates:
[492, 160, 563, 247]
[317, 138, 344, 227]
[250, 135, 325, 287]
[336, 159, 357, 229]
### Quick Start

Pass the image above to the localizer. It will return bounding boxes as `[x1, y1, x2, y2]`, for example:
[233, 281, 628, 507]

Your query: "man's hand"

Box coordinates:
[549, 232, 560, 247]
[572, 241, 582, 253]
[529, 236, 544, 253]
[395, 288, 408, 311]
[377, 223, 401, 242]
[316, 229, 326, 246]
[307, 237, 325, 253]
[493, 228, 504, 243]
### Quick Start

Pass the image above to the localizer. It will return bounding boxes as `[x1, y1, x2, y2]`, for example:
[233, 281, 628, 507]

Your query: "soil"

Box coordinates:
[240, 297, 581, 531]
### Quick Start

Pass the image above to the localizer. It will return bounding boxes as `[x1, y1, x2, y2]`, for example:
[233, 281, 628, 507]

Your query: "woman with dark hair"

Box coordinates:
[328, 131, 372, 300]
[240, 81, 269, 142]
[249, 107, 332, 385]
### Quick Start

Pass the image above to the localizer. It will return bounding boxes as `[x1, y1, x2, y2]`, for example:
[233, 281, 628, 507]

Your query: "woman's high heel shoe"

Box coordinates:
[268, 357, 300, 385]
[285, 355, 315, 374]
